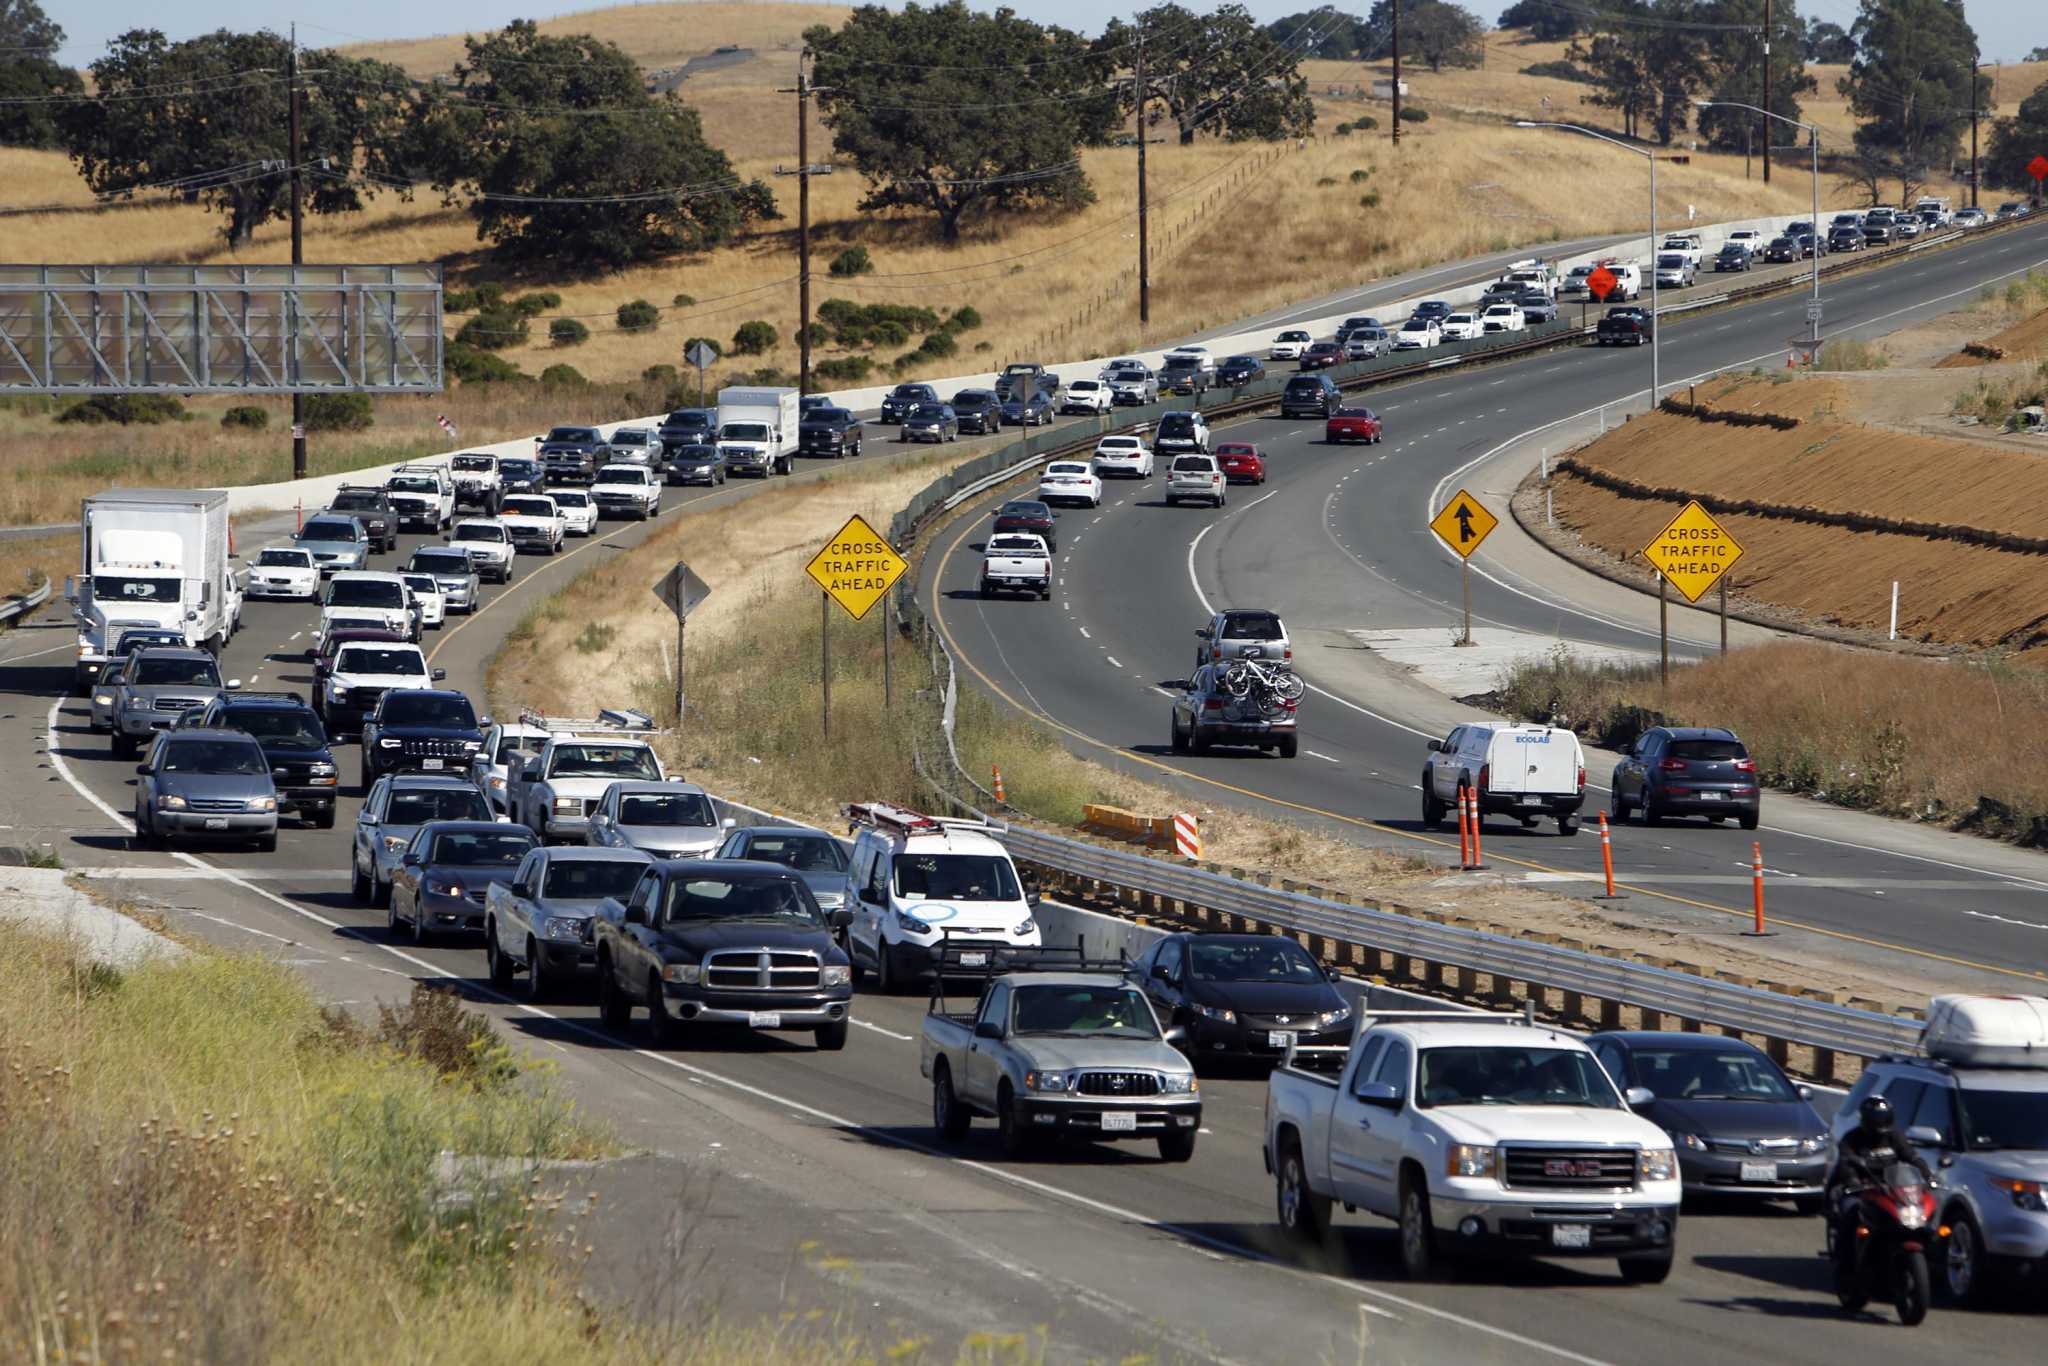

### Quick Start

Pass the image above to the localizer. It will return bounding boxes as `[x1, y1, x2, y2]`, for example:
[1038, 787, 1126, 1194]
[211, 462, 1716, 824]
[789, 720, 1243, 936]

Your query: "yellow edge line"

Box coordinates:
[928, 488, 2048, 989]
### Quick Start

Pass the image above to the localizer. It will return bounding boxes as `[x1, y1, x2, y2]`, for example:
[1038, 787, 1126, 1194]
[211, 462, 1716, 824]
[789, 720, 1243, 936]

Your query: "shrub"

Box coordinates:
[442, 288, 477, 314]
[444, 342, 525, 383]
[1317, 175, 1338, 186]
[798, 321, 829, 347]
[813, 356, 875, 383]
[973, 340, 993, 352]
[1521, 59, 1596, 83]
[681, 336, 723, 361]
[722, 366, 798, 388]
[454, 309, 528, 350]
[1333, 122, 1353, 136]
[509, 293, 551, 318]
[1353, 115, 1379, 130]
[1398, 106, 1429, 123]
[539, 363, 588, 387]
[870, 319, 911, 348]
[573, 622, 616, 655]
[301, 392, 373, 433]
[912, 329, 959, 362]
[471, 281, 507, 311]
[671, 292, 696, 308]
[828, 245, 874, 278]
[950, 305, 982, 331]
[616, 299, 660, 331]
[731, 319, 779, 355]
[642, 363, 679, 384]
[1360, 191, 1381, 209]
[816, 299, 942, 348]
[57, 394, 186, 425]
[220, 404, 269, 431]
[548, 317, 590, 346]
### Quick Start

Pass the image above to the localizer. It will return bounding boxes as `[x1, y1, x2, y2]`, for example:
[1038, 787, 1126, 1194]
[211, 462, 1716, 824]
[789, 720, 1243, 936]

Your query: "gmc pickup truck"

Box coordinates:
[503, 709, 666, 843]
[921, 946, 1201, 1161]
[1264, 1009, 1680, 1282]
[1595, 306, 1654, 347]
[979, 533, 1052, 600]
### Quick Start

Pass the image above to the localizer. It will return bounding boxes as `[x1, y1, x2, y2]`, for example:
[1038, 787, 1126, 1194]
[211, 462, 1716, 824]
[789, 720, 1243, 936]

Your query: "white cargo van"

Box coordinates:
[843, 801, 1042, 992]
[1421, 722, 1586, 835]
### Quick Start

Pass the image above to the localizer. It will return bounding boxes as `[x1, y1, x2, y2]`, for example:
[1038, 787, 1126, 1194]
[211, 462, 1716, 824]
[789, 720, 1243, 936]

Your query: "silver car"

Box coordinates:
[132, 729, 277, 851]
[405, 546, 480, 614]
[87, 628, 188, 731]
[350, 773, 496, 907]
[484, 845, 651, 998]
[600, 426, 660, 465]
[712, 824, 855, 917]
[586, 780, 730, 859]
[292, 515, 371, 576]
[107, 647, 239, 757]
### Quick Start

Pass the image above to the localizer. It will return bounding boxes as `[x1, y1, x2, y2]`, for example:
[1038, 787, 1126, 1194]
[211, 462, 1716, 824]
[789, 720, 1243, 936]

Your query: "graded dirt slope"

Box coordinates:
[1547, 373, 2048, 657]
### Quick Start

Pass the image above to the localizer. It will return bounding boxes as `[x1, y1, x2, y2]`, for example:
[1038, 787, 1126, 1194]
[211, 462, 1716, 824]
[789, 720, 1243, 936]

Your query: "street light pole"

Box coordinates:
[1697, 99, 1821, 349]
[1515, 121, 1659, 406]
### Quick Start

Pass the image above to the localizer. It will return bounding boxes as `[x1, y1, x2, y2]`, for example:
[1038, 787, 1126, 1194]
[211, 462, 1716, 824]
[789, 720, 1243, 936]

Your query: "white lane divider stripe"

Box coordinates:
[1303, 750, 1341, 763]
[852, 1018, 914, 1042]
[1105, 656, 1123, 669]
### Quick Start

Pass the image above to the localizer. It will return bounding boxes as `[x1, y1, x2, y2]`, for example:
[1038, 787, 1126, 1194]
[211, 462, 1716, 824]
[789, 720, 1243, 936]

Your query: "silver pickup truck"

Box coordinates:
[921, 945, 1201, 1161]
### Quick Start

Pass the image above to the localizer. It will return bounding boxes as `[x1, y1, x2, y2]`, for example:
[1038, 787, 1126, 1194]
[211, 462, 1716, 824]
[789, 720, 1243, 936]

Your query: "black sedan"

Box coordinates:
[1126, 933, 1350, 1065]
[900, 403, 959, 443]
[1512, 291, 1558, 324]
[390, 820, 537, 942]
[1589, 1032, 1832, 1211]
[498, 458, 545, 496]
[1711, 244, 1753, 273]
[662, 441, 724, 487]
[950, 389, 1005, 435]
[1216, 354, 1266, 385]
[1827, 227, 1865, 252]
[797, 406, 864, 458]
[1762, 235, 1799, 263]
[1298, 341, 1343, 370]
[991, 499, 1056, 552]
[999, 390, 1055, 427]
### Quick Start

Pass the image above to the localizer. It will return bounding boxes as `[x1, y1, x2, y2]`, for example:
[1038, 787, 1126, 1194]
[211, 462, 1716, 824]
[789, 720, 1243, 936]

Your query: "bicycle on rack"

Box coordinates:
[1217, 654, 1304, 715]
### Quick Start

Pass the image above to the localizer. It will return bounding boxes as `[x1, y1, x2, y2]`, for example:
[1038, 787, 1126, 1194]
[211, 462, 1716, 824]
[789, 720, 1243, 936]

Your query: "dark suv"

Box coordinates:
[1607, 725, 1759, 829]
[1159, 356, 1210, 396]
[325, 486, 397, 553]
[358, 687, 486, 789]
[950, 389, 1004, 435]
[176, 691, 340, 827]
[1281, 374, 1341, 418]
[880, 383, 938, 424]
[656, 408, 716, 455]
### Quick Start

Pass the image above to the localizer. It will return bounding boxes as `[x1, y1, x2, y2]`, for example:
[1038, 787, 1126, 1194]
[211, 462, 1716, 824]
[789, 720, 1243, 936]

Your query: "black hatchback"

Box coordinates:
[1280, 374, 1340, 417]
[1608, 725, 1759, 828]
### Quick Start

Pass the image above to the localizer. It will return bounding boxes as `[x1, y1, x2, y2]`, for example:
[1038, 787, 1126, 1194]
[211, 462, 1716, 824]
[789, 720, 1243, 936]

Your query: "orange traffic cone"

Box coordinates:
[992, 766, 1006, 803]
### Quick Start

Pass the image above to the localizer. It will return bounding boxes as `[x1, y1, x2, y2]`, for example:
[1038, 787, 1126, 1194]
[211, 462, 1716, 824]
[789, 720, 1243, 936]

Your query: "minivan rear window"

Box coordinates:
[1223, 613, 1284, 639]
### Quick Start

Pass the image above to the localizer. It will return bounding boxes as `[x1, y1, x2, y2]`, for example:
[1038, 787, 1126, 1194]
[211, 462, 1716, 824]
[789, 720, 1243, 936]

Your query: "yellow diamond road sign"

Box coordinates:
[1429, 488, 1499, 559]
[1642, 500, 1744, 604]
[806, 513, 907, 620]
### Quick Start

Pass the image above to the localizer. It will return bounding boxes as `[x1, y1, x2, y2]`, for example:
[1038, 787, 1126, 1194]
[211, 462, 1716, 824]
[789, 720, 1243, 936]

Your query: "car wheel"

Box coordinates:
[385, 891, 400, 938]
[522, 939, 556, 1001]
[875, 938, 898, 995]
[933, 1060, 972, 1142]
[597, 956, 632, 1030]
[132, 802, 156, 848]
[1610, 790, 1631, 824]
[487, 924, 515, 986]
[1941, 1212, 1987, 1305]
[1398, 1177, 1439, 1279]
[645, 971, 682, 1047]
[372, 868, 392, 909]
[351, 856, 372, 904]
[1277, 733, 1298, 759]
[1422, 783, 1446, 827]
[1558, 813, 1580, 837]
[814, 1019, 848, 1051]
[1642, 797, 1664, 828]
[1739, 809, 1760, 831]
[409, 893, 429, 945]
[1276, 1140, 1329, 1244]
[1618, 1251, 1674, 1284]
[255, 832, 277, 854]
[1158, 1128, 1196, 1163]
[996, 1082, 1034, 1158]
[1170, 715, 1188, 754]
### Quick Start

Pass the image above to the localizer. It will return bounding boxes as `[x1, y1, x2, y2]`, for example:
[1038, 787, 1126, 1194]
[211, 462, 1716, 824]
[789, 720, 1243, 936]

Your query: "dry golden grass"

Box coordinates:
[0, 532, 67, 615]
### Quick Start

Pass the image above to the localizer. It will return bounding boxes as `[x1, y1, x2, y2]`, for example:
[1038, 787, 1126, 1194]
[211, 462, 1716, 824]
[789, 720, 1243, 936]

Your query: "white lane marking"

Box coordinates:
[1078, 626, 1091, 639]
[852, 1018, 914, 1041]
[1303, 750, 1341, 763]
[0, 640, 73, 663]
[1105, 656, 1123, 669]
[288, 630, 302, 641]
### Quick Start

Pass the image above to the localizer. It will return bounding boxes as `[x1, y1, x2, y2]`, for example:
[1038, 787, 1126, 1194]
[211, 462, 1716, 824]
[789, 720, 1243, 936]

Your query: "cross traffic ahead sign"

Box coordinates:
[1641, 500, 1744, 603]
[805, 513, 907, 620]
[1429, 488, 1498, 559]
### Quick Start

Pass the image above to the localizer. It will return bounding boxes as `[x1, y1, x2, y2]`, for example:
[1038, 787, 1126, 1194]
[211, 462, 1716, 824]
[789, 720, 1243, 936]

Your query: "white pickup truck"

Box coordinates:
[979, 532, 1051, 600]
[503, 710, 667, 843]
[1264, 1009, 1681, 1282]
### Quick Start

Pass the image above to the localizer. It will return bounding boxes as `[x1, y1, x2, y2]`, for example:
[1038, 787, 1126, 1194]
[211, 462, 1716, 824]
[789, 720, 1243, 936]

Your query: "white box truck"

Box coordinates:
[69, 488, 232, 694]
[715, 386, 799, 478]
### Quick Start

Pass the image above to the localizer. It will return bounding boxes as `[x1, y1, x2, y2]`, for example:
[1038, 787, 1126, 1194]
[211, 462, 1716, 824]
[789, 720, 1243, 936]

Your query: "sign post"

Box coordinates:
[1428, 488, 1499, 645]
[652, 560, 713, 726]
[685, 339, 718, 410]
[804, 513, 908, 740]
[1640, 500, 1746, 684]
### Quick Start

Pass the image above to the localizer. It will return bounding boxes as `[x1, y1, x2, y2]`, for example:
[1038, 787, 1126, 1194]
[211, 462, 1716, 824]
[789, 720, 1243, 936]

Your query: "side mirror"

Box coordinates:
[134, 763, 151, 775]
[1352, 1080, 1403, 1108]
[401, 853, 420, 867]
[225, 679, 242, 691]
[1152, 962, 1173, 982]
[828, 907, 853, 930]
[1025, 888, 1042, 909]
[1425, 739, 1442, 752]
[973, 1020, 1004, 1041]
[721, 817, 736, 830]
[1163, 1025, 1187, 1046]
[431, 668, 446, 681]
[1796, 1084, 1814, 1102]
[622, 903, 646, 926]
[1194, 628, 1211, 639]
[1625, 1086, 1655, 1109]
[1904, 1124, 1942, 1148]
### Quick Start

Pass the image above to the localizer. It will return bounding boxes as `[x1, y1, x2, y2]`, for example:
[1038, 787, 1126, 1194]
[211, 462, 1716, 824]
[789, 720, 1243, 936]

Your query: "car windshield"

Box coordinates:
[160, 738, 266, 775]
[664, 412, 711, 429]
[618, 792, 715, 827]
[551, 492, 589, 507]
[722, 423, 770, 441]
[1070, 381, 1100, 391]
[389, 477, 436, 493]
[599, 468, 648, 483]
[386, 788, 489, 824]
[411, 552, 468, 574]
[1657, 255, 1685, 268]
[546, 428, 598, 444]
[1954, 1086, 2048, 1151]
[1418, 1046, 1621, 1108]
[501, 461, 539, 477]
[542, 859, 645, 900]
[1668, 738, 1746, 761]
[301, 520, 357, 542]
[430, 830, 534, 866]
[256, 550, 311, 568]
[229, 708, 325, 748]
[1222, 613, 1284, 639]
[1188, 939, 1322, 982]
[456, 524, 506, 542]
[402, 575, 440, 596]
[114, 632, 183, 656]
[893, 853, 1021, 902]
[611, 430, 651, 445]
[551, 745, 660, 780]
[381, 693, 475, 729]
[1012, 985, 1160, 1039]
[327, 580, 403, 608]
[813, 408, 852, 423]
[330, 492, 382, 509]
[1401, 321, 1428, 332]
[741, 833, 849, 873]
[662, 875, 821, 925]
[999, 502, 1047, 519]
[336, 647, 424, 676]
[891, 386, 928, 400]
[1626, 1047, 1797, 1101]
[135, 657, 221, 687]
[500, 498, 553, 516]
[452, 456, 493, 471]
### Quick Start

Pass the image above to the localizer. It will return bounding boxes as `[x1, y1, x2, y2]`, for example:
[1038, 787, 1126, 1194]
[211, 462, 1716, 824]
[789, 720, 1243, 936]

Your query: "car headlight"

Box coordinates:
[1012, 916, 1038, 937]
[894, 908, 934, 936]
[248, 796, 276, 812]
[1672, 1132, 1707, 1151]
[1316, 1005, 1352, 1029]
[1797, 1135, 1830, 1155]
[424, 877, 463, 897]
[487, 774, 507, 792]
[660, 962, 700, 985]
[1446, 1144, 1496, 1179]
[382, 834, 407, 853]
[1192, 1003, 1235, 1023]
[1639, 1148, 1678, 1182]
[821, 965, 851, 987]
[93, 693, 112, 706]
[310, 762, 336, 776]
[329, 682, 347, 699]
[378, 738, 401, 749]
[1996, 1178, 2046, 1212]
[156, 794, 188, 810]
[541, 918, 586, 943]
[1159, 1073, 1198, 1094]
[552, 796, 580, 811]
[1024, 1069, 1075, 1094]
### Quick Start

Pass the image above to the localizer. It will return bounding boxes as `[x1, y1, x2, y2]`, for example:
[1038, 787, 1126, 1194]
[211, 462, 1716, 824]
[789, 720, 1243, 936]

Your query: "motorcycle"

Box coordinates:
[1827, 1161, 1937, 1326]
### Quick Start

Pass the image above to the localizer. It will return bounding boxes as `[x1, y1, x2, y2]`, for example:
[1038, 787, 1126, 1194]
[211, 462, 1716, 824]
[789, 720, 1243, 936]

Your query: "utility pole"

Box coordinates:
[777, 54, 831, 395]
[1391, 3, 1403, 145]
[288, 25, 307, 482]
[1136, 35, 1150, 325]
[1760, 0, 1771, 186]
[1971, 53, 1982, 209]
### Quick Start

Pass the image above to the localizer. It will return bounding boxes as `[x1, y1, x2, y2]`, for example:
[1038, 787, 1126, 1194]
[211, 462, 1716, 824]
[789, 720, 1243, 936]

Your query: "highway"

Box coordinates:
[0, 225, 2041, 1361]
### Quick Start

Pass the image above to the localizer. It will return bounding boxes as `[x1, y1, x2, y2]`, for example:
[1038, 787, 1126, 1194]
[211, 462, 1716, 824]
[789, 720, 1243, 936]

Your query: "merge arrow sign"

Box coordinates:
[1429, 488, 1499, 560]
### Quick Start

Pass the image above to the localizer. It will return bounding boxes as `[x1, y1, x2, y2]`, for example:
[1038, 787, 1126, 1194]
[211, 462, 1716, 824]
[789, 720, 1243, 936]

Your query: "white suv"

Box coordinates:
[1059, 379, 1113, 415]
[1165, 453, 1226, 508]
[1441, 312, 1484, 342]
[1091, 434, 1154, 479]
[1480, 303, 1525, 334]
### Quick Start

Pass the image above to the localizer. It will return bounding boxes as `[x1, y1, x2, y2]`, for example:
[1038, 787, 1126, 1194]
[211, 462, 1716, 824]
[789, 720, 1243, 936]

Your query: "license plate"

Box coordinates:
[746, 1012, 781, 1029]
[1697, 791, 1724, 801]
[958, 951, 989, 967]
[1519, 795, 1543, 807]
[1550, 1224, 1591, 1250]
[203, 817, 229, 830]
[1101, 1112, 1138, 1133]
[1268, 1030, 1296, 1049]
[421, 758, 443, 770]
[1740, 1160, 1778, 1183]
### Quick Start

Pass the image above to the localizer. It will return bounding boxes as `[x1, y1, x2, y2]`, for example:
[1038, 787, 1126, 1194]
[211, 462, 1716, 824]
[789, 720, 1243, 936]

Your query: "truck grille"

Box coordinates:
[1500, 1147, 1638, 1191]
[703, 949, 821, 991]
[1708, 1137, 1801, 1156]
[189, 798, 247, 813]
[1074, 1071, 1161, 1097]
[154, 696, 207, 713]
[400, 738, 471, 758]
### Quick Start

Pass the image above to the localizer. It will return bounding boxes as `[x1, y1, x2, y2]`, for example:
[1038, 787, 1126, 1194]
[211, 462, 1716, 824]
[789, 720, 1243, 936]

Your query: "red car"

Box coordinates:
[1298, 342, 1343, 370]
[1325, 407, 1383, 444]
[1215, 443, 1266, 484]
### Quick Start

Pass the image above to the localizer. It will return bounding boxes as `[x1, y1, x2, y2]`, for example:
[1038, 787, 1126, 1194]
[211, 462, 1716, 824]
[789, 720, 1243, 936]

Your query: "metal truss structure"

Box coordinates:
[0, 264, 443, 394]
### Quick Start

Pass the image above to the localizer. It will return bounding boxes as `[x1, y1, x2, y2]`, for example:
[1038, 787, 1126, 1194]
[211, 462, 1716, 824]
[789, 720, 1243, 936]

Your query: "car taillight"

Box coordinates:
[1283, 647, 1292, 660]
[1477, 764, 1489, 790]
[1734, 757, 1757, 773]
[1203, 697, 1225, 712]
[1659, 758, 1688, 771]
[1577, 765, 1585, 788]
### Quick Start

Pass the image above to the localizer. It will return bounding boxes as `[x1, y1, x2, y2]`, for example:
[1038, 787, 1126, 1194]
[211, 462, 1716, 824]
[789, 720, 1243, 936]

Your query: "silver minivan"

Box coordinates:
[1193, 608, 1291, 674]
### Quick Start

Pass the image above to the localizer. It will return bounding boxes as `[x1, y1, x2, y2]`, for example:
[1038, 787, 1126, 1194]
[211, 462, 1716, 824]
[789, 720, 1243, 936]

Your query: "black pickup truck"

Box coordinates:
[536, 425, 606, 484]
[1595, 306, 1655, 347]
[325, 486, 397, 553]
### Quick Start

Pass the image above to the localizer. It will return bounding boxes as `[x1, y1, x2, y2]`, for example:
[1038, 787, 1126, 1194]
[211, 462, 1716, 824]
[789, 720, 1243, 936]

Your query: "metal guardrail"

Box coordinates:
[0, 578, 51, 629]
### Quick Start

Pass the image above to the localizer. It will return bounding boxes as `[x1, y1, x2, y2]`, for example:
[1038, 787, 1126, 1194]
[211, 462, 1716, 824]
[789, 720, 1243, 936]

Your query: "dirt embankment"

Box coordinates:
[1542, 373, 2048, 659]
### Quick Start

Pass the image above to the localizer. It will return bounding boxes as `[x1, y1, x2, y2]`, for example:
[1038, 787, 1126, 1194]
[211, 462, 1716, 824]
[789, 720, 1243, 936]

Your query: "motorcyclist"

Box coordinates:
[1827, 1094, 1935, 1271]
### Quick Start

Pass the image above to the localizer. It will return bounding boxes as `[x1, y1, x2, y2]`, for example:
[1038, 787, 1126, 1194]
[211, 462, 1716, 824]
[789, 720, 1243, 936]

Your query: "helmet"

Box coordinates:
[1859, 1094, 1895, 1133]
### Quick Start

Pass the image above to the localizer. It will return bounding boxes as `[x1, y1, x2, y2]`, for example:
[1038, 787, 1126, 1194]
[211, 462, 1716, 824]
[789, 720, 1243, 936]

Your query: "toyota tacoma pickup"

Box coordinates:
[922, 947, 1201, 1160]
[503, 710, 666, 843]
[1264, 1009, 1680, 1281]
[980, 533, 1052, 600]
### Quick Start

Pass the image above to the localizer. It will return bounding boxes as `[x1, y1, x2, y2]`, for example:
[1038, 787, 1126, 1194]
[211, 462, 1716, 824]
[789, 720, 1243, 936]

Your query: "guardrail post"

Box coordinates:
[1813, 1047, 1838, 1085]
[1561, 986, 1584, 1023]
[1599, 995, 1623, 1030]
